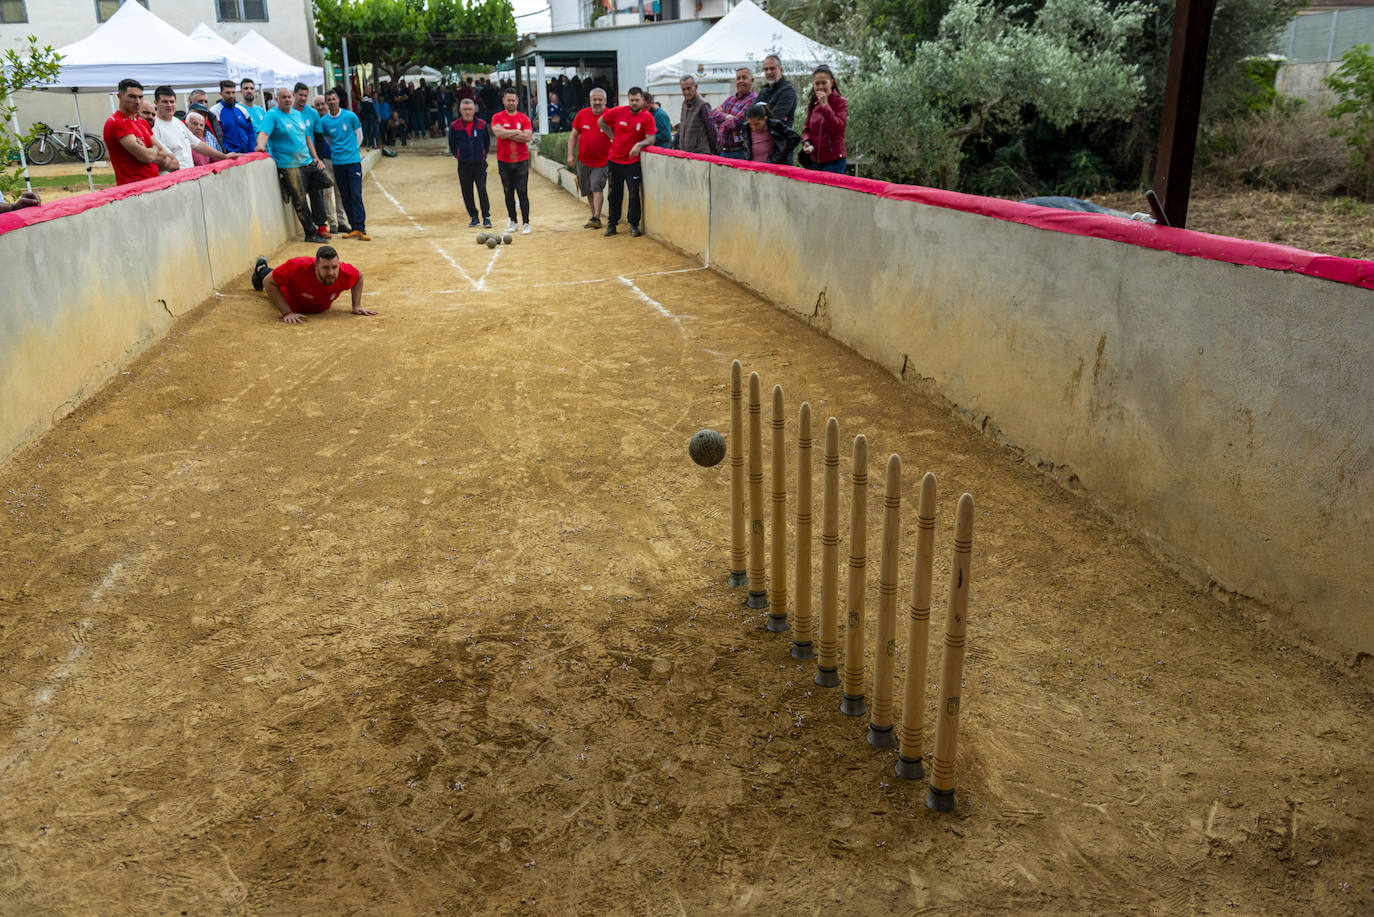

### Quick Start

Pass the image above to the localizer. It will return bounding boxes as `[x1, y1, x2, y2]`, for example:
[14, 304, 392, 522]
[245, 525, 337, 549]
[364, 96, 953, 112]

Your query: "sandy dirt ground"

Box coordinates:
[2, 142, 1371, 915]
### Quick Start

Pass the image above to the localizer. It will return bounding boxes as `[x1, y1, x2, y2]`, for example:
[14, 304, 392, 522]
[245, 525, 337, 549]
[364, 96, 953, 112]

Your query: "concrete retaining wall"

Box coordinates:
[637, 152, 1374, 659]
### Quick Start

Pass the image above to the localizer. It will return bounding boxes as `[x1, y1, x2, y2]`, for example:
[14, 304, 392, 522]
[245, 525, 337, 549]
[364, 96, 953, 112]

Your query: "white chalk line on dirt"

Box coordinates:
[618, 275, 683, 332]
[475, 247, 502, 291]
[370, 174, 426, 232]
[429, 240, 477, 291]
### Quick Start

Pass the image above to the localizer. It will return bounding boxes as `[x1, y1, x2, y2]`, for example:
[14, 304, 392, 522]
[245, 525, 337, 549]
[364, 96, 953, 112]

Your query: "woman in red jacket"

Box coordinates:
[800, 66, 847, 174]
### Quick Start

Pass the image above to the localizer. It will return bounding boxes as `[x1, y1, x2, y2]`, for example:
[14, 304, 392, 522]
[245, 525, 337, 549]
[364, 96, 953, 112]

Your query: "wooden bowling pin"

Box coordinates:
[815, 418, 841, 687]
[896, 472, 937, 780]
[840, 434, 868, 717]
[728, 360, 747, 586]
[927, 493, 974, 812]
[867, 454, 901, 747]
[768, 385, 789, 632]
[792, 403, 815, 659]
[746, 372, 767, 610]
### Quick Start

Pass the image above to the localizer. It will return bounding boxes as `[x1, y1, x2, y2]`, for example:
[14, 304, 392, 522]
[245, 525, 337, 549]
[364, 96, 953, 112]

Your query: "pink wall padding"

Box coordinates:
[647, 148, 1374, 291]
[0, 152, 272, 238]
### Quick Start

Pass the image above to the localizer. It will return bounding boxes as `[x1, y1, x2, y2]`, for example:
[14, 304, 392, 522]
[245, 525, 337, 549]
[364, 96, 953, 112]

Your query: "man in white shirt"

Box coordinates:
[152, 85, 237, 171]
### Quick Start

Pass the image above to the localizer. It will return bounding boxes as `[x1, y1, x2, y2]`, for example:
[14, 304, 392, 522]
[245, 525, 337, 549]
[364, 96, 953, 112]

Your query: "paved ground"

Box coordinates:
[2, 142, 1371, 915]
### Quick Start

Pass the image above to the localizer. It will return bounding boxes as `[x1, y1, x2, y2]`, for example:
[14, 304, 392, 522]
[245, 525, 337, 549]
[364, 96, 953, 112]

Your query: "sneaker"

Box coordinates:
[505, 219, 518, 233]
[584, 218, 597, 229]
[317, 225, 331, 240]
[329, 225, 341, 235]
[468, 217, 480, 227]
[482, 218, 492, 228]
[339, 225, 353, 234]
[604, 224, 618, 237]
[590, 217, 602, 228]
[521, 223, 531, 235]
[251, 256, 268, 291]
[305, 232, 327, 243]
[630, 224, 643, 237]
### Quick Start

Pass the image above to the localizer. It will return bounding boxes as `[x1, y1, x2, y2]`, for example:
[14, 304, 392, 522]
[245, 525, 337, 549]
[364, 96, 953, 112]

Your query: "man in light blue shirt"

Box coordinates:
[256, 86, 326, 242]
[291, 82, 333, 237]
[241, 78, 268, 131]
[322, 89, 369, 240]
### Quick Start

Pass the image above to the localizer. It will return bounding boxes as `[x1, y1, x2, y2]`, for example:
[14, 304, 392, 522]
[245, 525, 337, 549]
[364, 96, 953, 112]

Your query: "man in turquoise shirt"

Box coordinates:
[241, 78, 268, 131]
[322, 90, 370, 240]
[256, 87, 326, 242]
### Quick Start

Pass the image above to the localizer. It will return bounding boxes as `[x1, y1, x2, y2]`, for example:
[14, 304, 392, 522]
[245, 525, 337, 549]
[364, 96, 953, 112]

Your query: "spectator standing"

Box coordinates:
[250, 246, 375, 324]
[449, 97, 492, 228]
[323, 89, 370, 241]
[257, 86, 327, 243]
[756, 55, 798, 127]
[152, 86, 237, 170]
[598, 86, 657, 237]
[491, 87, 534, 234]
[546, 92, 565, 133]
[567, 87, 610, 229]
[189, 89, 225, 149]
[360, 86, 379, 148]
[708, 68, 757, 159]
[312, 94, 351, 236]
[800, 65, 848, 174]
[186, 112, 214, 165]
[744, 102, 800, 164]
[294, 83, 334, 239]
[676, 76, 715, 155]
[376, 95, 394, 145]
[644, 93, 671, 147]
[103, 79, 175, 184]
[241, 79, 268, 133]
[211, 80, 256, 153]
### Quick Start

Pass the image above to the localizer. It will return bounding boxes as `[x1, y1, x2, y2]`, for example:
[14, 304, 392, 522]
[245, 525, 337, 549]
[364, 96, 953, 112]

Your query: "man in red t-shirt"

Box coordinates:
[598, 86, 658, 237]
[250, 246, 376, 324]
[566, 87, 611, 229]
[490, 87, 533, 234]
[103, 79, 177, 185]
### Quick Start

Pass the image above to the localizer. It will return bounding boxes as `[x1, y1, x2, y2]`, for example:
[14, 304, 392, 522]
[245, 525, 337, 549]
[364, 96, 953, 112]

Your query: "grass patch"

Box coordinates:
[26, 173, 116, 189]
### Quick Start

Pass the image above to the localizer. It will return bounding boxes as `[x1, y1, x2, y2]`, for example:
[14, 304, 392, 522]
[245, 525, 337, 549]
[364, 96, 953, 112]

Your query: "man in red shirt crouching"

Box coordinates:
[250, 246, 376, 324]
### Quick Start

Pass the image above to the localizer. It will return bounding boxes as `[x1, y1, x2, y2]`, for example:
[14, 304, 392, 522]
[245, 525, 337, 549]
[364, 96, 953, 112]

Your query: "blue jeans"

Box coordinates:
[815, 158, 847, 174]
[719, 147, 750, 160]
[332, 162, 365, 232]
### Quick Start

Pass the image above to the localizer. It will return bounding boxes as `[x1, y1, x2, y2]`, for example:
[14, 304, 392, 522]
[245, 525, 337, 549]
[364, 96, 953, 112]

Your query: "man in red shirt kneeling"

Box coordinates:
[251, 246, 377, 324]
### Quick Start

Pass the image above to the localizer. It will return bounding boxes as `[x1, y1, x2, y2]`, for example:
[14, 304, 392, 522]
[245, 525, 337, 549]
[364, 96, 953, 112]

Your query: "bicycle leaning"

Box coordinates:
[24, 122, 106, 166]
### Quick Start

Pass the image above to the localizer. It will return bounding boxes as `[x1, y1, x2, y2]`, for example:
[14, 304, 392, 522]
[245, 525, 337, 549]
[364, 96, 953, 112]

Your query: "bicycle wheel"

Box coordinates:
[24, 135, 55, 165]
[82, 133, 105, 162]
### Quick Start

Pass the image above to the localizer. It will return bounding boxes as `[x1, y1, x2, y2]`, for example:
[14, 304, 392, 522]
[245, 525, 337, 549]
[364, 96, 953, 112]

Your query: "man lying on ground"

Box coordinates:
[250, 246, 376, 324]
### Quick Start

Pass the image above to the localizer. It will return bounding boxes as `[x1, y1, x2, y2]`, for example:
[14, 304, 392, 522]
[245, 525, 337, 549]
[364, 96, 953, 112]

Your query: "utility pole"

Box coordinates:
[1152, 0, 1217, 230]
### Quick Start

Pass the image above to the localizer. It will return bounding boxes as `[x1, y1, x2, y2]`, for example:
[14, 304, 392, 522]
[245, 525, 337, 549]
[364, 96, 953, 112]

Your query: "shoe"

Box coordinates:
[604, 224, 618, 236]
[317, 225, 331, 240]
[251, 256, 268, 291]
[590, 217, 602, 228]
[339, 225, 353, 234]
[505, 219, 518, 233]
[329, 225, 341, 235]
[482, 218, 492, 228]
[630, 225, 643, 237]
[468, 217, 480, 227]
[353, 231, 371, 241]
[521, 223, 531, 235]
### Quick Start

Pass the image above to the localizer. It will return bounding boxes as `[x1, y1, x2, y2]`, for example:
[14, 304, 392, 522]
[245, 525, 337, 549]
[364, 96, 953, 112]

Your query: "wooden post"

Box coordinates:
[840, 434, 868, 717]
[867, 454, 901, 747]
[792, 403, 815, 659]
[927, 493, 974, 812]
[896, 472, 937, 780]
[728, 361, 747, 586]
[768, 385, 790, 632]
[815, 418, 841, 687]
[1153, 0, 1218, 229]
[746, 373, 768, 610]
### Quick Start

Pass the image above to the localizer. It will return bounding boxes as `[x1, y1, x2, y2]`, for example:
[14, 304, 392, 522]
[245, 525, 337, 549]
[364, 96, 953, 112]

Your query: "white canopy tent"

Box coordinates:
[644, 0, 855, 91]
[235, 30, 324, 91]
[18, 2, 235, 192]
[189, 23, 277, 90]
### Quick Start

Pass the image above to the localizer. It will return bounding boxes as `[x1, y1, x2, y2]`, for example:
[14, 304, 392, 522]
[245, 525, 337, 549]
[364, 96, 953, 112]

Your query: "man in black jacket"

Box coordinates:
[755, 55, 798, 161]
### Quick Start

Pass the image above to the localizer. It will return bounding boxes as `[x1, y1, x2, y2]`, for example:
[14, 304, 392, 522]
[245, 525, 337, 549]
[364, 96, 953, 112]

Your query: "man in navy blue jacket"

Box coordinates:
[449, 98, 492, 228]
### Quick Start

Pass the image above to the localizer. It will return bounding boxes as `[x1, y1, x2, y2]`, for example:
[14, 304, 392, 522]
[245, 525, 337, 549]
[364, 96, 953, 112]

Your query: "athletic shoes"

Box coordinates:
[585, 217, 602, 229]
[482, 218, 492, 228]
[521, 223, 531, 235]
[251, 256, 269, 291]
[505, 219, 518, 233]
[317, 225, 331, 240]
[305, 232, 327, 243]
[468, 217, 480, 227]
[604, 224, 618, 237]
[630, 225, 643, 237]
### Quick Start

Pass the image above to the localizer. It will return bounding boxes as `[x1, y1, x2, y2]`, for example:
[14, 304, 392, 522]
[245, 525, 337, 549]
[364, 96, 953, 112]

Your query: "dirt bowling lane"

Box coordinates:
[1, 143, 1371, 915]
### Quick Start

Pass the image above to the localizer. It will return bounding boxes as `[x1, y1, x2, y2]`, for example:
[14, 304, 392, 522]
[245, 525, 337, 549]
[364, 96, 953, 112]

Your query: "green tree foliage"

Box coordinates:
[1, 38, 63, 201]
[1325, 43, 1374, 197]
[842, 0, 1147, 187]
[314, 0, 516, 82]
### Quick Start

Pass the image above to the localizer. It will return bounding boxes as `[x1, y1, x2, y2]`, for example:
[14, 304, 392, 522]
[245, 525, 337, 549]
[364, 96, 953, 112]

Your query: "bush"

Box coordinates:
[538, 131, 570, 164]
[1326, 44, 1374, 198]
[1201, 103, 1347, 195]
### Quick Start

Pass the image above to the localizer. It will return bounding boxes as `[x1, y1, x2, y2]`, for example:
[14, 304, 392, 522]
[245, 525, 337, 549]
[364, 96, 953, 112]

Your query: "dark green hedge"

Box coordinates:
[538, 132, 571, 163]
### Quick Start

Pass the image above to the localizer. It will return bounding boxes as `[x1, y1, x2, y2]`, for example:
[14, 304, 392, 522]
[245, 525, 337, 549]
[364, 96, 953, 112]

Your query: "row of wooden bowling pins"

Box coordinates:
[727, 361, 974, 812]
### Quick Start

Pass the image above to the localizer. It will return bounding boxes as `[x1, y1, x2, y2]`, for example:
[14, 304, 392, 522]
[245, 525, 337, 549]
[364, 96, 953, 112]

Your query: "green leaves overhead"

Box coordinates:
[314, 0, 516, 80]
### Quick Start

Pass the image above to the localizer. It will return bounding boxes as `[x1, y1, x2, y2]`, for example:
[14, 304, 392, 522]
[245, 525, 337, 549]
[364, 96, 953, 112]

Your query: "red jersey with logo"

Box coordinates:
[571, 107, 611, 168]
[491, 110, 532, 163]
[103, 111, 159, 185]
[599, 106, 658, 165]
[270, 256, 361, 313]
